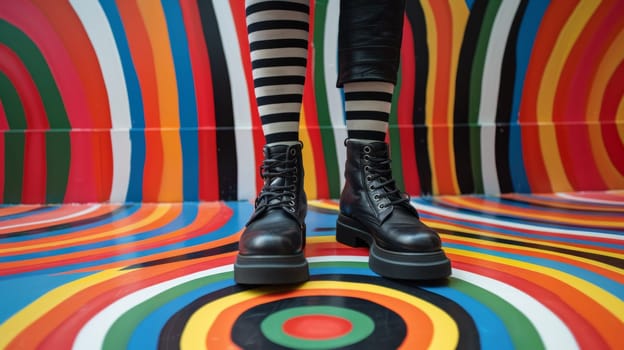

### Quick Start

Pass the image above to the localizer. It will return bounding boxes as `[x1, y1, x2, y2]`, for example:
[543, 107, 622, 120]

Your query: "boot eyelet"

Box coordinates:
[366, 176, 373, 182]
[289, 200, 295, 206]
[289, 148, 296, 156]
[378, 203, 385, 209]
[369, 184, 375, 190]
[363, 146, 372, 154]
[374, 194, 380, 200]
[364, 166, 371, 172]
[363, 155, 370, 161]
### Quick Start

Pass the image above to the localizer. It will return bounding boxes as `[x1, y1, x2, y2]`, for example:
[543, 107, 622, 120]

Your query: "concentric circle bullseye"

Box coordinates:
[260, 306, 373, 348]
[282, 314, 353, 339]
[230, 294, 408, 349]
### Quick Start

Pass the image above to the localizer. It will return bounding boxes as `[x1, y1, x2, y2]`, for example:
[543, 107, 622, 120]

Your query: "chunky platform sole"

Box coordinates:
[234, 253, 309, 285]
[336, 214, 451, 280]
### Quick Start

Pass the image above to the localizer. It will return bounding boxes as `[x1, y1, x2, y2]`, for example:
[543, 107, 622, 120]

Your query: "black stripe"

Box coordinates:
[247, 20, 309, 33]
[453, 1, 489, 194]
[345, 111, 391, 121]
[495, 0, 528, 193]
[0, 206, 130, 239]
[198, 0, 238, 200]
[344, 91, 393, 102]
[246, 1, 309, 16]
[260, 112, 301, 124]
[347, 130, 387, 141]
[250, 38, 308, 51]
[440, 228, 624, 268]
[254, 75, 305, 87]
[405, 1, 432, 194]
[265, 131, 299, 144]
[256, 94, 303, 106]
[251, 57, 307, 69]
[124, 242, 239, 269]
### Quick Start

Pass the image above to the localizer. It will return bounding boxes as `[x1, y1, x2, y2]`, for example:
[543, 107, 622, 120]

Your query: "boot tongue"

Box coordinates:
[262, 144, 293, 205]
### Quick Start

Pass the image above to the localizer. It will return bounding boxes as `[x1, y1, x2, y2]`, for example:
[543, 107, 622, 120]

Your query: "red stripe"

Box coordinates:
[116, 0, 163, 202]
[398, 15, 421, 195]
[179, 0, 220, 200]
[553, 1, 621, 191]
[32, 0, 114, 201]
[0, 98, 8, 130]
[600, 60, 624, 176]
[519, 2, 579, 192]
[0, 45, 47, 203]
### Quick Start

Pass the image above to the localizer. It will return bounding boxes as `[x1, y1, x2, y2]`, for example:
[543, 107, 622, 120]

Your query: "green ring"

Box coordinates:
[260, 306, 375, 349]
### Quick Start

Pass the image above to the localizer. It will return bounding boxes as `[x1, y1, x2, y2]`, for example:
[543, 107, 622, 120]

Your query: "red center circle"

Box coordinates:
[282, 315, 353, 340]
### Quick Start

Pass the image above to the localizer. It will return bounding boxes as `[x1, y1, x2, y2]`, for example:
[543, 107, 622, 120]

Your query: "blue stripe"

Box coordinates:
[0, 271, 91, 323]
[508, 0, 550, 192]
[99, 0, 146, 202]
[161, 0, 199, 201]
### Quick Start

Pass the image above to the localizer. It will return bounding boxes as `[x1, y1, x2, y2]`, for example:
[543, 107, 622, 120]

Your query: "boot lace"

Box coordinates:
[364, 151, 410, 209]
[255, 155, 298, 213]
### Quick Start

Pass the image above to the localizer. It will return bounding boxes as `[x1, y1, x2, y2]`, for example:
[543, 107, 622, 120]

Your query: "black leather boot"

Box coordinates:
[337, 139, 451, 280]
[234, 142, 309, 284]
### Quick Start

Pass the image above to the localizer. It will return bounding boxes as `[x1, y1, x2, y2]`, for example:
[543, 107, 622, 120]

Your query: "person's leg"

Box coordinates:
[336, 0, 451, 280]
[234, 0, 310, 285]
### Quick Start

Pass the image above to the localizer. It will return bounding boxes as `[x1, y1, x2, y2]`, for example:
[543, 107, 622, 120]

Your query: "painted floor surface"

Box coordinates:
[0, 193, 623, 349]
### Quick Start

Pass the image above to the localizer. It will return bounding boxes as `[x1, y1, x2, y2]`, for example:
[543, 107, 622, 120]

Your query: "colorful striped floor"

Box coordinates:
[0, 192, 623, 349]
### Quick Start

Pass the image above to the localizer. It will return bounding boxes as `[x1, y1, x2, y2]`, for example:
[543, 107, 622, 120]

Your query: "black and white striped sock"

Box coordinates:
[246, 0, 309, 146]
[344, 81, 394, 142]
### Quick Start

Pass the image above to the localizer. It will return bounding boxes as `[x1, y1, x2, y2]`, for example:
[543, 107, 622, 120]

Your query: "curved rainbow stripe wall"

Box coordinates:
[1, 0, 623, 204]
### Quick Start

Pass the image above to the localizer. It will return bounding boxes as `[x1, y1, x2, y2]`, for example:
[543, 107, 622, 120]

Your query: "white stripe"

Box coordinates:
[410, 201, 624, 240]
[262, 121, 300, 134]
[345, 100, 392, 113]
[0, 205, 101, 231]
[248, 28, 309, 42]
[70, 0, 131, 201]
[324, 0, 347, 191]
[556, 192, 624, 205]
[251, 47, 307, 60]
[453, 269, 579, 350]
[252, 66, 307, 78]
[344, 81, 394, 93]
[213, 0, 256, 200]
[478, 0, 521, 195]
[258, 103, 302, 115]
[246, 10, 309, 25]
[346, 120, 388, 133]
[72, 265, 233, 350]
[108, 130, 132, 202]
[255, 84, 305, 97]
